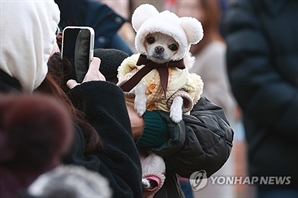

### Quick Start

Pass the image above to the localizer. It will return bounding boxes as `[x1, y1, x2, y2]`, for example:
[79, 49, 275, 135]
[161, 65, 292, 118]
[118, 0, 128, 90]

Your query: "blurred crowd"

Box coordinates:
[0, 0, 296, 198]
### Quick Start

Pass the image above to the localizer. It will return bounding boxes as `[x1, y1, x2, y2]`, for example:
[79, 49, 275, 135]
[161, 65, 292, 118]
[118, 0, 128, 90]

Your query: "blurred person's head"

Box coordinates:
[0, 1, 101, 155]
[0, 94, 74, 198]
[101, 0, 130, 19]
[100, 0, 136, 52]
[0, 94, 73, 170]
[0, 0, 60, 92]
[23, 165, 112, 198]
[175, 0, 223, 54]
[176, 0, 222, 32]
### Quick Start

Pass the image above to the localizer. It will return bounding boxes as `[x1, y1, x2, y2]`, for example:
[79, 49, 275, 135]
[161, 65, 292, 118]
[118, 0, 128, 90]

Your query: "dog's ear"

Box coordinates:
[132, 4, 159, 32]
[179, 17, 204, 45]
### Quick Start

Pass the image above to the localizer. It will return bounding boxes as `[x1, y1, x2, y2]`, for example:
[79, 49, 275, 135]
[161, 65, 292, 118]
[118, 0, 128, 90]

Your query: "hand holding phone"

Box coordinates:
[61, 26, 95, 82]
[67, 57, 106, 89]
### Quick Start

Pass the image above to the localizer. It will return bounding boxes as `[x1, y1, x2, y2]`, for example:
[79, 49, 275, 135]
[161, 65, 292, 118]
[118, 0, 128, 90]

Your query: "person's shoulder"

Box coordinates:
[197, 41, 225, 63]
[0, 69, 22, 92]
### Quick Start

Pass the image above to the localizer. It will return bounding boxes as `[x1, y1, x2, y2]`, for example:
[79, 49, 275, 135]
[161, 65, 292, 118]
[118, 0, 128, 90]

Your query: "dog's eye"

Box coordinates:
[146, 37, 155, 44]
[169, 44, 178, 51]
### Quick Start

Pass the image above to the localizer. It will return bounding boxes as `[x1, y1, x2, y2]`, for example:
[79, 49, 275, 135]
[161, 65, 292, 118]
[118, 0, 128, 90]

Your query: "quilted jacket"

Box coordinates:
[225, 0, 298, 188]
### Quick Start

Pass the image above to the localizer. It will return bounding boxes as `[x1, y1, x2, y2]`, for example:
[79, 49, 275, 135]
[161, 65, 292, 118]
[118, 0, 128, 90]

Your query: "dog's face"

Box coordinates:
[143, 32, 179, 64]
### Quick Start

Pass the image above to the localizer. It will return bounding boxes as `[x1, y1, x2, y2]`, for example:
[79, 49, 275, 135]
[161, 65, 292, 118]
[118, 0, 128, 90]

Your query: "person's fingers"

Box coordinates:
[89, 57, 101, 72]
[67, 79, 79, 89]
[82, 57, 106, 82]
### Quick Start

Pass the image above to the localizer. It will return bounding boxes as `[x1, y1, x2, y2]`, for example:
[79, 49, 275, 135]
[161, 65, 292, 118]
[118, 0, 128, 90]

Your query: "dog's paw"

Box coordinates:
[170, 110, 182, 123]
[134, 83, 147, 116]
[142, 178, 151, 189]
[134, 101, 146, 116]
[170, 97, 183, 123]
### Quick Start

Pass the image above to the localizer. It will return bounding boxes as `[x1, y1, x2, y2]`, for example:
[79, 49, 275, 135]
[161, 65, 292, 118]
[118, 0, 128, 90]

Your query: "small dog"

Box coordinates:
[132, 32, 191, 123]
[118, 4, 204, 123]
[117, 4, 204, 197]
[118, 31, 203, 123]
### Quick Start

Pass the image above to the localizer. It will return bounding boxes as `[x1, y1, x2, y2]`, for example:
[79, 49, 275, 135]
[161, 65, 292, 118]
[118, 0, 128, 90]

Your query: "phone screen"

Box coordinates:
[62, 28, 92, 66]
[62, 27, 94, 82]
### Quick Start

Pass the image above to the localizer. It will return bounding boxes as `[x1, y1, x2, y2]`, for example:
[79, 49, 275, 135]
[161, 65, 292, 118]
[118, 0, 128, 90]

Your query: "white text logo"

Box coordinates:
[189, 170, 208, 191]
[189, 171, 291, 192]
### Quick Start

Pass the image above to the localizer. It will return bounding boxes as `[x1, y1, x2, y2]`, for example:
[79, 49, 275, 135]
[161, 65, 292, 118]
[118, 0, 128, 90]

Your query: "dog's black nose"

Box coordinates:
[155, 46, 164, 54]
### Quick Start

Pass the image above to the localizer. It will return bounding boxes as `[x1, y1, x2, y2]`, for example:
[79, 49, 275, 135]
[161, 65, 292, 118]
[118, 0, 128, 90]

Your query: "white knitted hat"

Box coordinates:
[132, 4, 204, 61]
[0, 0, 60, 92]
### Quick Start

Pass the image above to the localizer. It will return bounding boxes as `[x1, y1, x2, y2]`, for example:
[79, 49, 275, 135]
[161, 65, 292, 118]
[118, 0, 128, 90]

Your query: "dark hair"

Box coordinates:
[56, 31, 63, 49]
[47, 52, 72, 93]
[128, 0, 134, 22]
[37, 54, 102, 154]
[200, 0, 223, 41]
[181, 0, 224, 55]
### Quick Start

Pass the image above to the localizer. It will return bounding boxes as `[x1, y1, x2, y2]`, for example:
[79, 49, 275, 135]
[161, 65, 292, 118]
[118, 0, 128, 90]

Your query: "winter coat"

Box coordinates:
[65, 81, 143, 198]
[225, 0, 298, 188]
[54, 0, 133, 55]
[153, 96, 234, 197]
[0, 70, 143, 198]
[1, 68, 234, 197]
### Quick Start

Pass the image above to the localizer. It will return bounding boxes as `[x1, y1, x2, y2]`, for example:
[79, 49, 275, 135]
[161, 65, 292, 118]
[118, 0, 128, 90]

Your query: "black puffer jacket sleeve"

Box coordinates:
[152, 96, 234, 178]
[66, 81, 142, 198]
[224, 0, 298, 140]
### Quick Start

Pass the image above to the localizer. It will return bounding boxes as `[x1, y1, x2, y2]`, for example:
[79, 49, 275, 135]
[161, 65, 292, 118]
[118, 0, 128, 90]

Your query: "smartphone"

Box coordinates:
[61, 26, 95, 82]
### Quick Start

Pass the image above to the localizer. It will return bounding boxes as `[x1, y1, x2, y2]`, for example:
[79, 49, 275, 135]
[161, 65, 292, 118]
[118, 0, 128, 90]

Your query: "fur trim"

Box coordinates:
[28, 165, 112, 198]
[142, 172, 165, 198]
[117, 54, 139, 80]
[183, 52, 196, 70]
[167, 89, 194, 113]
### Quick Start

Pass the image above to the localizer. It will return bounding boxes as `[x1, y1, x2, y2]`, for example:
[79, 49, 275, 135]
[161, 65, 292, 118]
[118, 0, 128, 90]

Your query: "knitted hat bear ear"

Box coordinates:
[131, 4, 204, 60]
[131, 4, 159, 32]
[179, 17, 204, 45]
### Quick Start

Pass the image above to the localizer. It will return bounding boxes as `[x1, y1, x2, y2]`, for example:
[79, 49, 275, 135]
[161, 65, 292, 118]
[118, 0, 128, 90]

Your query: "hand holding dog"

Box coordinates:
[126, 104, 145, 141]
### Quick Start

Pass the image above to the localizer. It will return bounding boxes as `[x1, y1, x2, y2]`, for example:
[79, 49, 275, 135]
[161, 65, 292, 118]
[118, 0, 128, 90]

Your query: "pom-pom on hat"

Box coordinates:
[132, 4, 204, 60]
[0, 94, 73, 169]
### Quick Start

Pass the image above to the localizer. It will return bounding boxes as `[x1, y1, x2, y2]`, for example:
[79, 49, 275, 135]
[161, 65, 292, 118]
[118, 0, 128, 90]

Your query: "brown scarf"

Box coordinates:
[120, 54, 185, 94]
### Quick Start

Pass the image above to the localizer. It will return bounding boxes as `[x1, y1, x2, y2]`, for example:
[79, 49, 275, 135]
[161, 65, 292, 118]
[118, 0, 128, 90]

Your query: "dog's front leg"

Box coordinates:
[170, 96, 183, 123]
[134, 82, 147, 116]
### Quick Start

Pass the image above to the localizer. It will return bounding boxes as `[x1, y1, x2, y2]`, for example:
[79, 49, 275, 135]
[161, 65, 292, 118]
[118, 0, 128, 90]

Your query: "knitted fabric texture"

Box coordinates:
[136, 111, 169, 148]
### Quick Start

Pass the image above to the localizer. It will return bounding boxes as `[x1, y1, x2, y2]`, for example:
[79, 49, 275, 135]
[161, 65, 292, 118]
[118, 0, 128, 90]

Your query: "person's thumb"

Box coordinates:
[67, 79, 80, 89]
[89, 57, 101, 72]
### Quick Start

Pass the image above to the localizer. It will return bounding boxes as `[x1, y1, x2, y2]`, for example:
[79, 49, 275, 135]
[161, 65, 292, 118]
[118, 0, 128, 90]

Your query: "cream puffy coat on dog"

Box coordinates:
[118, 53, 203, 113]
